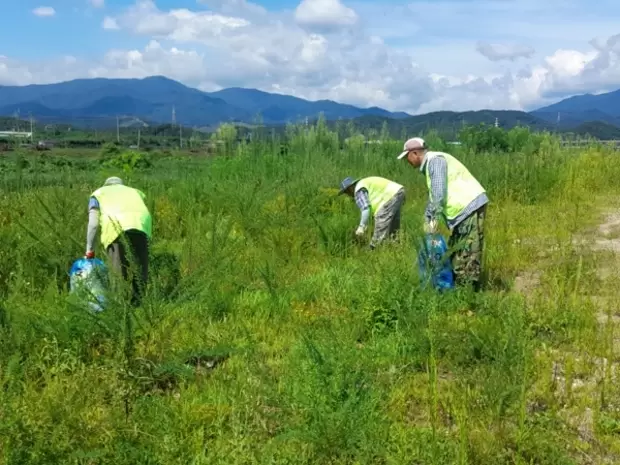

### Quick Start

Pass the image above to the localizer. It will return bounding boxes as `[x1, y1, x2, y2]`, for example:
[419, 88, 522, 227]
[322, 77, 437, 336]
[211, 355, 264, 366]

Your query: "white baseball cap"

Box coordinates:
[104, 176, 123, 186]
[397, 137, 427, 160]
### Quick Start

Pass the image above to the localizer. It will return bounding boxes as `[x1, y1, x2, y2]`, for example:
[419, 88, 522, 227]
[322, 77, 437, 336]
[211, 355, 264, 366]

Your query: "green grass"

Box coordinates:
[2, 123, 620, 464]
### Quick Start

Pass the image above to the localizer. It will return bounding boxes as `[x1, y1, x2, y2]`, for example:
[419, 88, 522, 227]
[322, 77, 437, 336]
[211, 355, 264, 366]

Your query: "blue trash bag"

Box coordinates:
[417, 233, 455, 291]
[69, 258, 109, 312]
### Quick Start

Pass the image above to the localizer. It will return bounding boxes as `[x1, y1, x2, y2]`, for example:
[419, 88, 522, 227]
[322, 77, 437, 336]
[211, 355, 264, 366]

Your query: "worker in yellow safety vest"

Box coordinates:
[85, 176, 152, 305]
[338, 176, 405, 249]
[397, 137, 489, 291]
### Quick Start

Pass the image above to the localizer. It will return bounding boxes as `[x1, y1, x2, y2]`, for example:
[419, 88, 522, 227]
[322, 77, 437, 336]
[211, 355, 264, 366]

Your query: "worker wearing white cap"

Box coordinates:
[85, 176, 152, 305]
[397, 137, 489, 291]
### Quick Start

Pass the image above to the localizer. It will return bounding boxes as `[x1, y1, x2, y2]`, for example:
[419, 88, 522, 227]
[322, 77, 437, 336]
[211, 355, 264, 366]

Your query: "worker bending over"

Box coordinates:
[85, 176, 152, 306]
[339, 176, 405, 249]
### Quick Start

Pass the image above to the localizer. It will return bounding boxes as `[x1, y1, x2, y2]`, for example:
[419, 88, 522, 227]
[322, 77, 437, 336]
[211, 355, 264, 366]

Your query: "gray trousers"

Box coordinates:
[106, 229, 149, 306]
[371, 188, 405, 247]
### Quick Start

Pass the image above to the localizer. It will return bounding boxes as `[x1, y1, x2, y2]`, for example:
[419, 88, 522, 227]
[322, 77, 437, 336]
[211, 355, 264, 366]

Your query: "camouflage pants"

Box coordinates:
[448, 205, 486, 291]
[107, 229, 149, 307]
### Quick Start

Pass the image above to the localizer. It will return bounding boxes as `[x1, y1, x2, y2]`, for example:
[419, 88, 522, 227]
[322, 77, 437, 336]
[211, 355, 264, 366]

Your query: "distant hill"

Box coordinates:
[0, 76, 410, 128]
[569, 121, 620, 139]
[338, 110, 556, 139]
[532, 89, 620, 128]
[0, 77, 248, 128]
[334, 110, 620, 141]
[209, 87, 410, 122]
[3, 75, 620, 138]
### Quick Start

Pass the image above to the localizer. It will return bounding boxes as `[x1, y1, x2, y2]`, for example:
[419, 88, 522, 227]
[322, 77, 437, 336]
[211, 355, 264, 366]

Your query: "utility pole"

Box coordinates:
[137, 128, 141, 150]
[179, 124, 182, 149]
[116, 116, 120, 143]
[29, 114, 34, 144]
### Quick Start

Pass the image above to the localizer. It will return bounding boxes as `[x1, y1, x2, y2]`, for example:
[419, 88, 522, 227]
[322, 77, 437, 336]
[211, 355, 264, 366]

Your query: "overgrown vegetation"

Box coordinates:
[2, 110, 620, 152]
[1, 120, 620, 464]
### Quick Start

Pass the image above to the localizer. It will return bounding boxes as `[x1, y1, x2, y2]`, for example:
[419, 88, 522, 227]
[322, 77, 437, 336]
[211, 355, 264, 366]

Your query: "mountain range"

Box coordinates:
[532, 90, 620, 128]
[1, 75, 620, 134]
[0, 76, 408, 129]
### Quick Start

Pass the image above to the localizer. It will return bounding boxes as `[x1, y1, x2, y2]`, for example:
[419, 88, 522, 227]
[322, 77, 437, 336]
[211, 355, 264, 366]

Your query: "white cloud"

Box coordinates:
[117, 0, 249, 41]
[32, 6, 55, 17]
[476, 42, 535, 62]
[90, 0, 105, 7]
[102, 16, 119, 30]
[4, 0, 620, 115]
[295, 0, 358, 30]
[88, 41, 209, 82]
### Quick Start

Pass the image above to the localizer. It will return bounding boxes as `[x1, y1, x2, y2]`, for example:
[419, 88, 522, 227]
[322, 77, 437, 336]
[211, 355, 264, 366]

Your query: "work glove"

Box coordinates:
[85, 251, 95, 259]
[355, 225, 367, 237]
[423, 219, 438, 235]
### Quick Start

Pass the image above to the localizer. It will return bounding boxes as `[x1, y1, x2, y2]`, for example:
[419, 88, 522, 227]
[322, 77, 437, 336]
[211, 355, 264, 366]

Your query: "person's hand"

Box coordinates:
[85, 251, 95, 259]
[355, 225, 366, 237]
[423, 219, 438, 234]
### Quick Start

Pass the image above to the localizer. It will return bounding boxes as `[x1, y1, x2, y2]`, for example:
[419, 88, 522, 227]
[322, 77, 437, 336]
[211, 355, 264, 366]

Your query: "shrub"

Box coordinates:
[101, 150, 152, 173]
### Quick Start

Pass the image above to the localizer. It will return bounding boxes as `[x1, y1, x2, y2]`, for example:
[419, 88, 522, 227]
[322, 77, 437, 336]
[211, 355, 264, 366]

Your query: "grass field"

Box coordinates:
[2, 123, 620, 464]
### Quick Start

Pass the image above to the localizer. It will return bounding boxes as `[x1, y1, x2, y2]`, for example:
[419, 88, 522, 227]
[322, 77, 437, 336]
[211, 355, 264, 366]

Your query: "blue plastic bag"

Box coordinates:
[417, 233, 455, 291]
[69, 258, 109, 312]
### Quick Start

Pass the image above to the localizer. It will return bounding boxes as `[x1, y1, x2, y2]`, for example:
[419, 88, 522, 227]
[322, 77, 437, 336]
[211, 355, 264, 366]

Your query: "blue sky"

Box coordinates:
[1, 0, 620, 113]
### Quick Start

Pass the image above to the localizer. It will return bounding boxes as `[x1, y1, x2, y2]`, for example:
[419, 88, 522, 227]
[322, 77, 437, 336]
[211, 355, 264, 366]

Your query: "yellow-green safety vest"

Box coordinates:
[355, 176, 404, 216]
[91, 184, 152, 249]
[424, 151, 486, 220]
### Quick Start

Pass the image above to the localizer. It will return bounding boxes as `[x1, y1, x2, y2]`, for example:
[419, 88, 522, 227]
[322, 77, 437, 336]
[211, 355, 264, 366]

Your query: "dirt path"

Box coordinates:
[514, 209, 620, 463]
[514, 210, 620, 316]
[577, 211, 620, 326]
[592, 212, 620, 253]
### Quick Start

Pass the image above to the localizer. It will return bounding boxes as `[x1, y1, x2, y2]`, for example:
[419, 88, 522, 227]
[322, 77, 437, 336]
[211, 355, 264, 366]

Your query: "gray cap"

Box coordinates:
[397, 137, 427, 160]
[338, 176, 360, 195]
[104, 176, 123, 186]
